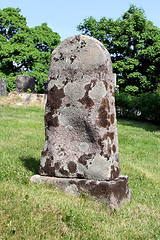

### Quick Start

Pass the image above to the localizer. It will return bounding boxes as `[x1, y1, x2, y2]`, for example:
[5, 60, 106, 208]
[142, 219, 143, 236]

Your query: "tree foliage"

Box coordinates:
[77, 5, 160, 94]
[0, 7, 61, 92]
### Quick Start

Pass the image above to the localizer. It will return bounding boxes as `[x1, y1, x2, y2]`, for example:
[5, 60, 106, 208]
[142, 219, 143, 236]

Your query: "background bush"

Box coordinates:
[115, 92, 160, 123]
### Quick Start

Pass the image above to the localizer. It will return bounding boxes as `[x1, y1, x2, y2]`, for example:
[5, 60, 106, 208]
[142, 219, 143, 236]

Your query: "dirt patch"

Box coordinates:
[0, 92, 47, 106]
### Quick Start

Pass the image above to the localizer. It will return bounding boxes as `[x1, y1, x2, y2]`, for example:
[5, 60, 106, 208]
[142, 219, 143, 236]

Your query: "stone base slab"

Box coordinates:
[30, 175, 131, 210]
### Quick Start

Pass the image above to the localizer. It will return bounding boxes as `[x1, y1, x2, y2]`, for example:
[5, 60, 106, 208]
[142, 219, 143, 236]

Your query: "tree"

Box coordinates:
[77, 5, 160, 94]
[0, 7, 61, 92]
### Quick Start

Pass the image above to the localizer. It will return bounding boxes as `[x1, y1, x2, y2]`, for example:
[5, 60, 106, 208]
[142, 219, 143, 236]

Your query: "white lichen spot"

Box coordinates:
[88, 153, 111, 180]
[65, 125, 73, 131]
[89, 82, 106, 100]
[64, 82, 85, 100]
[41, 156, 46, 168]
[43, 141, 48, 152]
[59, 106, 82, 127]
[79, 142, 89, 154]
[65, 184, 78, 195]
[48, 80, 55, 91]
[78, 153, 112, 181]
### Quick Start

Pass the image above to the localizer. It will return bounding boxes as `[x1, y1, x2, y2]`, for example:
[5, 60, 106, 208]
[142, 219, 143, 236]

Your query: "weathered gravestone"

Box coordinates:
[31, 35, 131, 209]
[0, 78, 7, 96]
[16, 75, 35, 93]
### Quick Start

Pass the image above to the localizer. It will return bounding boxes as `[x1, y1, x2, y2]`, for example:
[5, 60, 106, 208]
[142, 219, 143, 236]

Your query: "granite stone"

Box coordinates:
[30, 35, 131, 209]
[0, 78, 7, 96]
[30, 174, 131, 210]
[16, 75, 35, 93]
[40, 35, 120, 181]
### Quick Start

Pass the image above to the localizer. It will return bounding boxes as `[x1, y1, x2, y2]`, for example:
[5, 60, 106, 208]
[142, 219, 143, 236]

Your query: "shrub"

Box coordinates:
[138, 92, 160, 123]
[115, 92, 160, 123]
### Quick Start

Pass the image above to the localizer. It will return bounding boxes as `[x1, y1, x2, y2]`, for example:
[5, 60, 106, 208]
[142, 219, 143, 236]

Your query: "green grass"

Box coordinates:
[0, 104, 160, 239]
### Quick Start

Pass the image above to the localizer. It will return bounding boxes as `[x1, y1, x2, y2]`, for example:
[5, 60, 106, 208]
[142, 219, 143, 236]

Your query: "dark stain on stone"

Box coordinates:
[54, 53, 64, 62]
[53, 57, 59, 62]
[45, 114, 59, 128]
[54, 162, 60, 170]
[112, 145, 116, 153]
[68, 69, 78, 77]
[115, 153, 119, 162]
[66, 103, 71, 107]
[98, 105, 108, 128]
[78, 153, 92, 166]
[79, 93, 94, 109]
[108, 144, 111, 155]
[63, 80, 68, 85]
[106, 98, 110, 112]
[108, 132, 113, 140]
[108, 178, 128, 201]
[110, 165, 120, 180]
[59, 53, 64, 60]
[77, 173, 84, 179]
[47, 85, 65, 112]
[58, 148, 66, 157]
[68, 177, 129, 205]
[52, 116, 59, 127]
[104, 81, 108, 90]
[98, 99, 110, 128]
[103, 132, 114, 142]
[98, 98, 111, 128]
[110, 113, 114, 124]
[59, 167, 69, 176]
[84, 120, 97, 143]
[60, 148, 66, 153]
[79, 83, 94, 109]
[78, 157, 86, 166]
[41, 147, 48, 157]
[70, 55, 76, 64]
[68, 161, 77, 173]
[81, 40, 86, 48]
[90, 182, 110, 197]
[104, 68, 108, 74]
[98, 65, 105, 72]
[104, 154, 109, 159]
[98, 131, 114, 156]
[98, 138, 104, 155]
[40, 158, 55, 177]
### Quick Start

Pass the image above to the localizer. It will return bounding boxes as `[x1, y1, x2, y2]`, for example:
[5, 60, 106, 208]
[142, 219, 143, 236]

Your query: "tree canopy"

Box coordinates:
[77, 5, 160, 94]
[0, 7, 61, 92]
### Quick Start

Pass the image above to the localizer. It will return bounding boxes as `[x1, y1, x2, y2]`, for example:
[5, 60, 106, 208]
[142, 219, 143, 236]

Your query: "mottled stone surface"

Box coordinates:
[40, 35, 120, 181]
[0, 78, 7, 96]
[30, 175, 132, 210]
[16, 75, 35, 93]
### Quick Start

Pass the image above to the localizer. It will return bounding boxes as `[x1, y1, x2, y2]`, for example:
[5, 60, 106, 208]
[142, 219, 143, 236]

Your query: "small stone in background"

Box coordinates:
[16, 75, 35, 93]
[0, 78, 7, 96]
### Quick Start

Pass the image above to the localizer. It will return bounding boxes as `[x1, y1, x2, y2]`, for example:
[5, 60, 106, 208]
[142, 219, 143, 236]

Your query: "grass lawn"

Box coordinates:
[0, 104, 160, 239]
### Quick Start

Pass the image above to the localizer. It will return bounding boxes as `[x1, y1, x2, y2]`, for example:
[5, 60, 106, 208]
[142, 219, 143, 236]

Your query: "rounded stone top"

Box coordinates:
[50, 34, 111, 73]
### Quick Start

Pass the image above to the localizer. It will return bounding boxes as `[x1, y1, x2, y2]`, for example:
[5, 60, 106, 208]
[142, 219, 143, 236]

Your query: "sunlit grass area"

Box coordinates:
[0, 104, 160, 239]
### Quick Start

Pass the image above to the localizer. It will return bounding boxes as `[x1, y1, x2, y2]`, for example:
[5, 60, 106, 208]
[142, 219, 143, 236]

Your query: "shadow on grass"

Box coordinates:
[20, 157, 40, 175]
[117, 117, 160, 133]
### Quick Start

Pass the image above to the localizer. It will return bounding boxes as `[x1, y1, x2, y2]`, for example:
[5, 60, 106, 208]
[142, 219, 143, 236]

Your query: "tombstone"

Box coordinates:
[31, 35, 131, 209]
[16, 75, 35, 93]
[0, 78, 7, 96]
